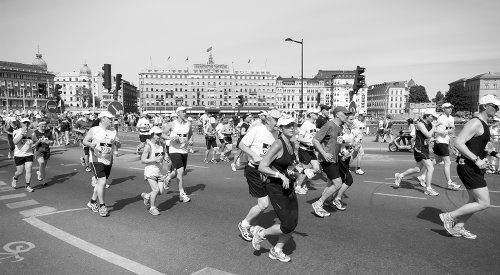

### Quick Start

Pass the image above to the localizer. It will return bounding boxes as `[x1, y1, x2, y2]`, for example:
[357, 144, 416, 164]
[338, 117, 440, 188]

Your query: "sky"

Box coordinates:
[1, 0, 499, 98]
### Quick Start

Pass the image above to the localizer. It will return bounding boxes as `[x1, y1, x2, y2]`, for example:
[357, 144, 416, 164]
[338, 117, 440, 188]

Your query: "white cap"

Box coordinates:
[187, 117, 193, 121]
[176, 106, 187, 113]
[20, 118, 30, 123]
[277, 115, 296, 127]
[441, 102, 454, 108]
[210, 117, 216, 124]
[479, 94, 500, 106]
[35, 115, 41, 119]
[424, 110, 438, 118]
[149, 126, 162, 134]
[258, 111, 268, 116]
[98, 111, 115, 119]
[268, 109, 281, 119]
[307, 108, 320, 114]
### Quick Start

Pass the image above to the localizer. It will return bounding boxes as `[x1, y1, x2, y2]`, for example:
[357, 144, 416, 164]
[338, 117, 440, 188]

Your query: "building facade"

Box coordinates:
[409, 102, 437, 117]
[0, 53, 54, 113]
[138, 53, 277, 114]
[367, 81, 410, 118]
[448, 72, 500, 112]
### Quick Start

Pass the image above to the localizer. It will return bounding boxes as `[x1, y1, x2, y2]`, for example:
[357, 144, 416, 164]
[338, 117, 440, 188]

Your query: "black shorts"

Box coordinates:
[413, 146, 430, 162]
[433, 143, 450, 157]
[457, 163, 487, 189]
[139, 134, 149, 142]
[298, 148, 317, 165]
[244, 164, 267, 198]
[36, 151, 50, 161]
[265, 179, 298, 234]
[90, 162, 112, 179]
[170, 153, 188, 170]
[320, 161, 341, 181]
[83, 146, 90, 156]
[224, 136, 233, 144]
[14, 155, 34, 166]
[219, 139, 225, 145]
[205, 137, 217, 149]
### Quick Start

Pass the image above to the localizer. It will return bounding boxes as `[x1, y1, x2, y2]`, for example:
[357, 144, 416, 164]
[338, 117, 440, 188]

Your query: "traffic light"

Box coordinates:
[102, 64, 112, 91]
[237, 95, 245, 106]
[54, 84, 62, 99]
[37, 83, 45, 95]
[353, 66, 366, 94]
[114, 74, 122, 101]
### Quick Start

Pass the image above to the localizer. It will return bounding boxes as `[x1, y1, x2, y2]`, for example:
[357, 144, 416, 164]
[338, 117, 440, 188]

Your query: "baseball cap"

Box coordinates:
[187, 117, 193, 121]
[38, 121, 47, 125]
[98, 111, 115, 119]
[20, 118, 30, 123]
[210, 117, 216, 124]
[479, 94, 500, 106]
[149, 126, 162, 134]
[424, 110, 438, 118]
[332, 106, 350, 115]
[277, 115, 296, 127]
[441, 102, 454, 108]
[35, 115, 41, 119]
[320, 105, 331, 111]
[307, 108, 320, 114]
[268, 109, 281, 119]
[176, 106, 187, 113]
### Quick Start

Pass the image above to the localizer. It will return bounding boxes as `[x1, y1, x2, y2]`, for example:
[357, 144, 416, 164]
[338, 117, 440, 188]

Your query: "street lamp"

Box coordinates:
[285, 37, 303, 112]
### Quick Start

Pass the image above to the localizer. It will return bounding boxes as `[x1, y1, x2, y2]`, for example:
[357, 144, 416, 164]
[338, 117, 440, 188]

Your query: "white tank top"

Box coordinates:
[90, 125, 117, 165]
[169, 119, 190, 154]
[144, 139, 165, 177]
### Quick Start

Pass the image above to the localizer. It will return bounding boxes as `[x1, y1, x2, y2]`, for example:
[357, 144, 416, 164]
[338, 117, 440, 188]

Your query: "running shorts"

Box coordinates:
[457, 163, 487, 189]
[320, 161, 342, 181]
[36, 151, 50, 161]
[91, 162, 112, 179]
[244, 164, 267, 198]
[83, 146, 90, 156]
[139, 134, 149, 143]
[265, 178, 298, 234]
[170, 153, 188, 170]
[224, 136, 233, 144]
[413, 146, 430, 162]
[433, 143, 450, 157]
[14, 155, 34, 166]
[298, 148, 317, 165]
[205, 137, 217, 150]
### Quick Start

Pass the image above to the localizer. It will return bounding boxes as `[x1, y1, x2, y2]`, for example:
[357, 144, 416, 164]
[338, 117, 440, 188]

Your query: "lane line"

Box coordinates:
[19, 206, 57, 217]
[6, 199, 39, 209]
[364, 180, 393, 185]
[24, 216, 166, 275]
[374, 192, 427, 200]
[489, 190, 500, 193]
[187, 165, 209, 169]
[191, 267, 235, 275]
[0, 186, 15, 193]
[0, 193, 27, 200]
[0, 180, 7, 186]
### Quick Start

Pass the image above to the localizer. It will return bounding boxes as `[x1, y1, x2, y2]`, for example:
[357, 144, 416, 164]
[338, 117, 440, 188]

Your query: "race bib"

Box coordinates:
[336, 135, 343, 144]
[260, 143, 271, 157]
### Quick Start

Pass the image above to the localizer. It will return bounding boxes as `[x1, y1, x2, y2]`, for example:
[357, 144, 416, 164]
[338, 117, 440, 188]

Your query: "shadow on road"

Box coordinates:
[416, 206, 443, 226]
[111, 194, 142, 213]
[46, 171, 78, 186]
[110, 175, 136, 187]
[430, 228, 454, 237]
[157, 183, 206, 211]
[391, 179, 425, 194]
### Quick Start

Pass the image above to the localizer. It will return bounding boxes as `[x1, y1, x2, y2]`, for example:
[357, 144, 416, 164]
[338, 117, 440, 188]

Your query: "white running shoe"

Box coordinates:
[447, 181, 461, 190]
[355, 169, 365, 175]
[231, 163, 237, 172]
[141, 192, 150, 206]
[11, 177, 17, 188]
[394, 173, 402, 187]
[179, 192, 191, 203]
[25, 186, 34, 193]
[425, 187, 439, 196]
[149, 207, 160, 216]
[37, 171, 43, 181]
[417, 175, 426, 187]
[304, 168, 315, 179]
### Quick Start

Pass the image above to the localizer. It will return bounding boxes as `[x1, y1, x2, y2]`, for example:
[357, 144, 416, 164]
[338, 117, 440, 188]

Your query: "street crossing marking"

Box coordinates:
[374, 192, 427, 200]
[24, 215, 167, 275]
[19, 206, 57, 217]
[364, 180, 393, 185]
[6, 199, 39, 209]
[0, 186, 14, 193]
[0, 193, 27, 201]
[0, 180, 6, 186]
[191, 267, 236, 275]
[187, 165, 208, 169]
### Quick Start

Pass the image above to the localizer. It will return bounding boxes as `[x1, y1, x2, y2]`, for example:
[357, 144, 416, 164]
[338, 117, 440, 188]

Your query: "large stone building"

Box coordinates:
[448, 72, 500, 112]
[367, 80, 413, 118]
[0, 53, 54, 112]
[138, 53, 277, 115]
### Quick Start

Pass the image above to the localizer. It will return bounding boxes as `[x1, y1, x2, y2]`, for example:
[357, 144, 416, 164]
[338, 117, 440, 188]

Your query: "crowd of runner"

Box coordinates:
[1, 94, 499, 262]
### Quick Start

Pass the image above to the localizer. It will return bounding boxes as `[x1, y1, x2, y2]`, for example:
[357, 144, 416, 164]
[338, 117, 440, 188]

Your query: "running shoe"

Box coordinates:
[295, 186, 307, 195]
[99, 205, 108, 217]
[11, 177, 17, 188]
[236, 160, 241, 167]
[269, 247, 291, 262]
[439, 212, 456, 235]
[85, 167, 92, 172]
[179, 192, 191, 203]
[332, 199, 347, 211]
[204, 159, 209, 163]
[238, 221, 252, 241]
[453, 225, 477, 239]
[188, 148, 194, 153]
[36, 171, 42, 181]
[43, 181, 48, 187]
[312, 201, 330, 217]
[87, 201, 98, 212]
[80, 157, 86, 166]
[25, 186, 34, 193]
[417, 175, 426, 187]
[231, 163, 237, 172]
[251, 225, 265, 250]
[355, 168, 365, 175]
[394, 173, 402, 187]
[149, 207, 160, 216]
[141, 192, 150, 206]
[7, 152, 11, 159]
[424, 187, 439, 196]
[447, 181, 461, 191]
[304, 168, 315, 179]
[210, 159, 217, 163]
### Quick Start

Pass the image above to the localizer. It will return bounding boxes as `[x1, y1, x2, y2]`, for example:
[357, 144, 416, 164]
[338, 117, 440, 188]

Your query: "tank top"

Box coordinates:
[169, 119, 190, 154]
[459, 117, 490, 165]
[90, 125, 117, 165]
[414, 120, 432, 150]
[34, 129, 52, 152]
[144, 139, 165, 177]
[271, 137, 296, 174]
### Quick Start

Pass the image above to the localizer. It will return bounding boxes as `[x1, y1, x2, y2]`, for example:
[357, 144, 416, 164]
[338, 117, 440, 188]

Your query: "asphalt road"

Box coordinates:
[1, 133, 500, 275]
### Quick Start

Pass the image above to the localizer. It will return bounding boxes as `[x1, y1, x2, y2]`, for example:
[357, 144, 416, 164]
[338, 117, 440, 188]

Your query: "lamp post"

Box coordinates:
[285, 37, 303, 113]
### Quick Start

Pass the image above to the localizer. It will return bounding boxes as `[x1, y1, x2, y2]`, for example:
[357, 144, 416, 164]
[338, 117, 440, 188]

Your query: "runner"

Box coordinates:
[164, 106, 193, 203]
[83, 111, 121, 217]
[11, 118, 35, 192]
[4, 115, 20, 159]
[187, 117, 195, 153]
[220, 118, 235, 162]
[237, 109, 281, 242]
[310, 106, 350, 217]
[231, 114, 252, 171]
[394, 110, 440, 196]
[204, 117, 218, 163]
[141, 126, 168, 216]
[136, 113, 151, 155]
[294, 108, 321, 194]
[33, 121, 54, 187]
[352, 113, 367, 175]
[251, 115, 298, 262]
[75, 112, 93, 172]
[60, 112, 72, 145]
[315, 105, 330, 129]
[216, 118, 227, 161]
[440, 95, 500, 239]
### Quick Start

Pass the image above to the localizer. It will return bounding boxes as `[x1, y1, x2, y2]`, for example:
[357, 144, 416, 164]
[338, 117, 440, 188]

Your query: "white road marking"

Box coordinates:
[0, 193, 27, 201]
[364, 180, 393, 185]
[19, 206, 57, 217]
[224, 178, 232, 180]
[24, 215, 166, 275]
[374, 192, 427, 200]
[6, 199, 39, 209]
[61, 163, 79, 167]
[187, 165, 208, 169]
[191, 267, 235, 275]
[0, 186, 14, 193]
[490, 205, 500, 208]
[0, 180, 6, 186]
[489, 190, 500, 193]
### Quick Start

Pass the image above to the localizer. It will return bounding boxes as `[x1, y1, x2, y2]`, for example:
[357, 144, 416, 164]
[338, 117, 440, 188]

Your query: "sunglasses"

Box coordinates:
[155, 133, 162, 136]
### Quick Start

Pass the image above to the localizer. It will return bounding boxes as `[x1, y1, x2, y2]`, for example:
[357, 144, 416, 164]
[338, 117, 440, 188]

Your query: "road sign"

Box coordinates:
[46, 100, 58, 113]
[47, 112, 59, 127]
[348, 101, 357, 114]
[107, 101, 124, 116]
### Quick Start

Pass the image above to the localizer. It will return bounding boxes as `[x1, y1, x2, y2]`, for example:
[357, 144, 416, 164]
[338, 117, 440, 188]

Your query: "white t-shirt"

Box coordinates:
[435, 114, 454, 144]
[240, 124, 275, 164]
[13, 128, 34, 157]
[169, 119, 190, 154]
[144, 140, 165, 177]
[298, 120, 317, 147]
[215, 123, 224, 139]
[90, 126, 117, 165]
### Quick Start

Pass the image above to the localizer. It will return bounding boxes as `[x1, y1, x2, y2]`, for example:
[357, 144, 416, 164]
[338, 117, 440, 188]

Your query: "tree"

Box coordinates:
[444, 85, 470, 112]
[408, 85, 430, 103]
[432, 91, 444, 103]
